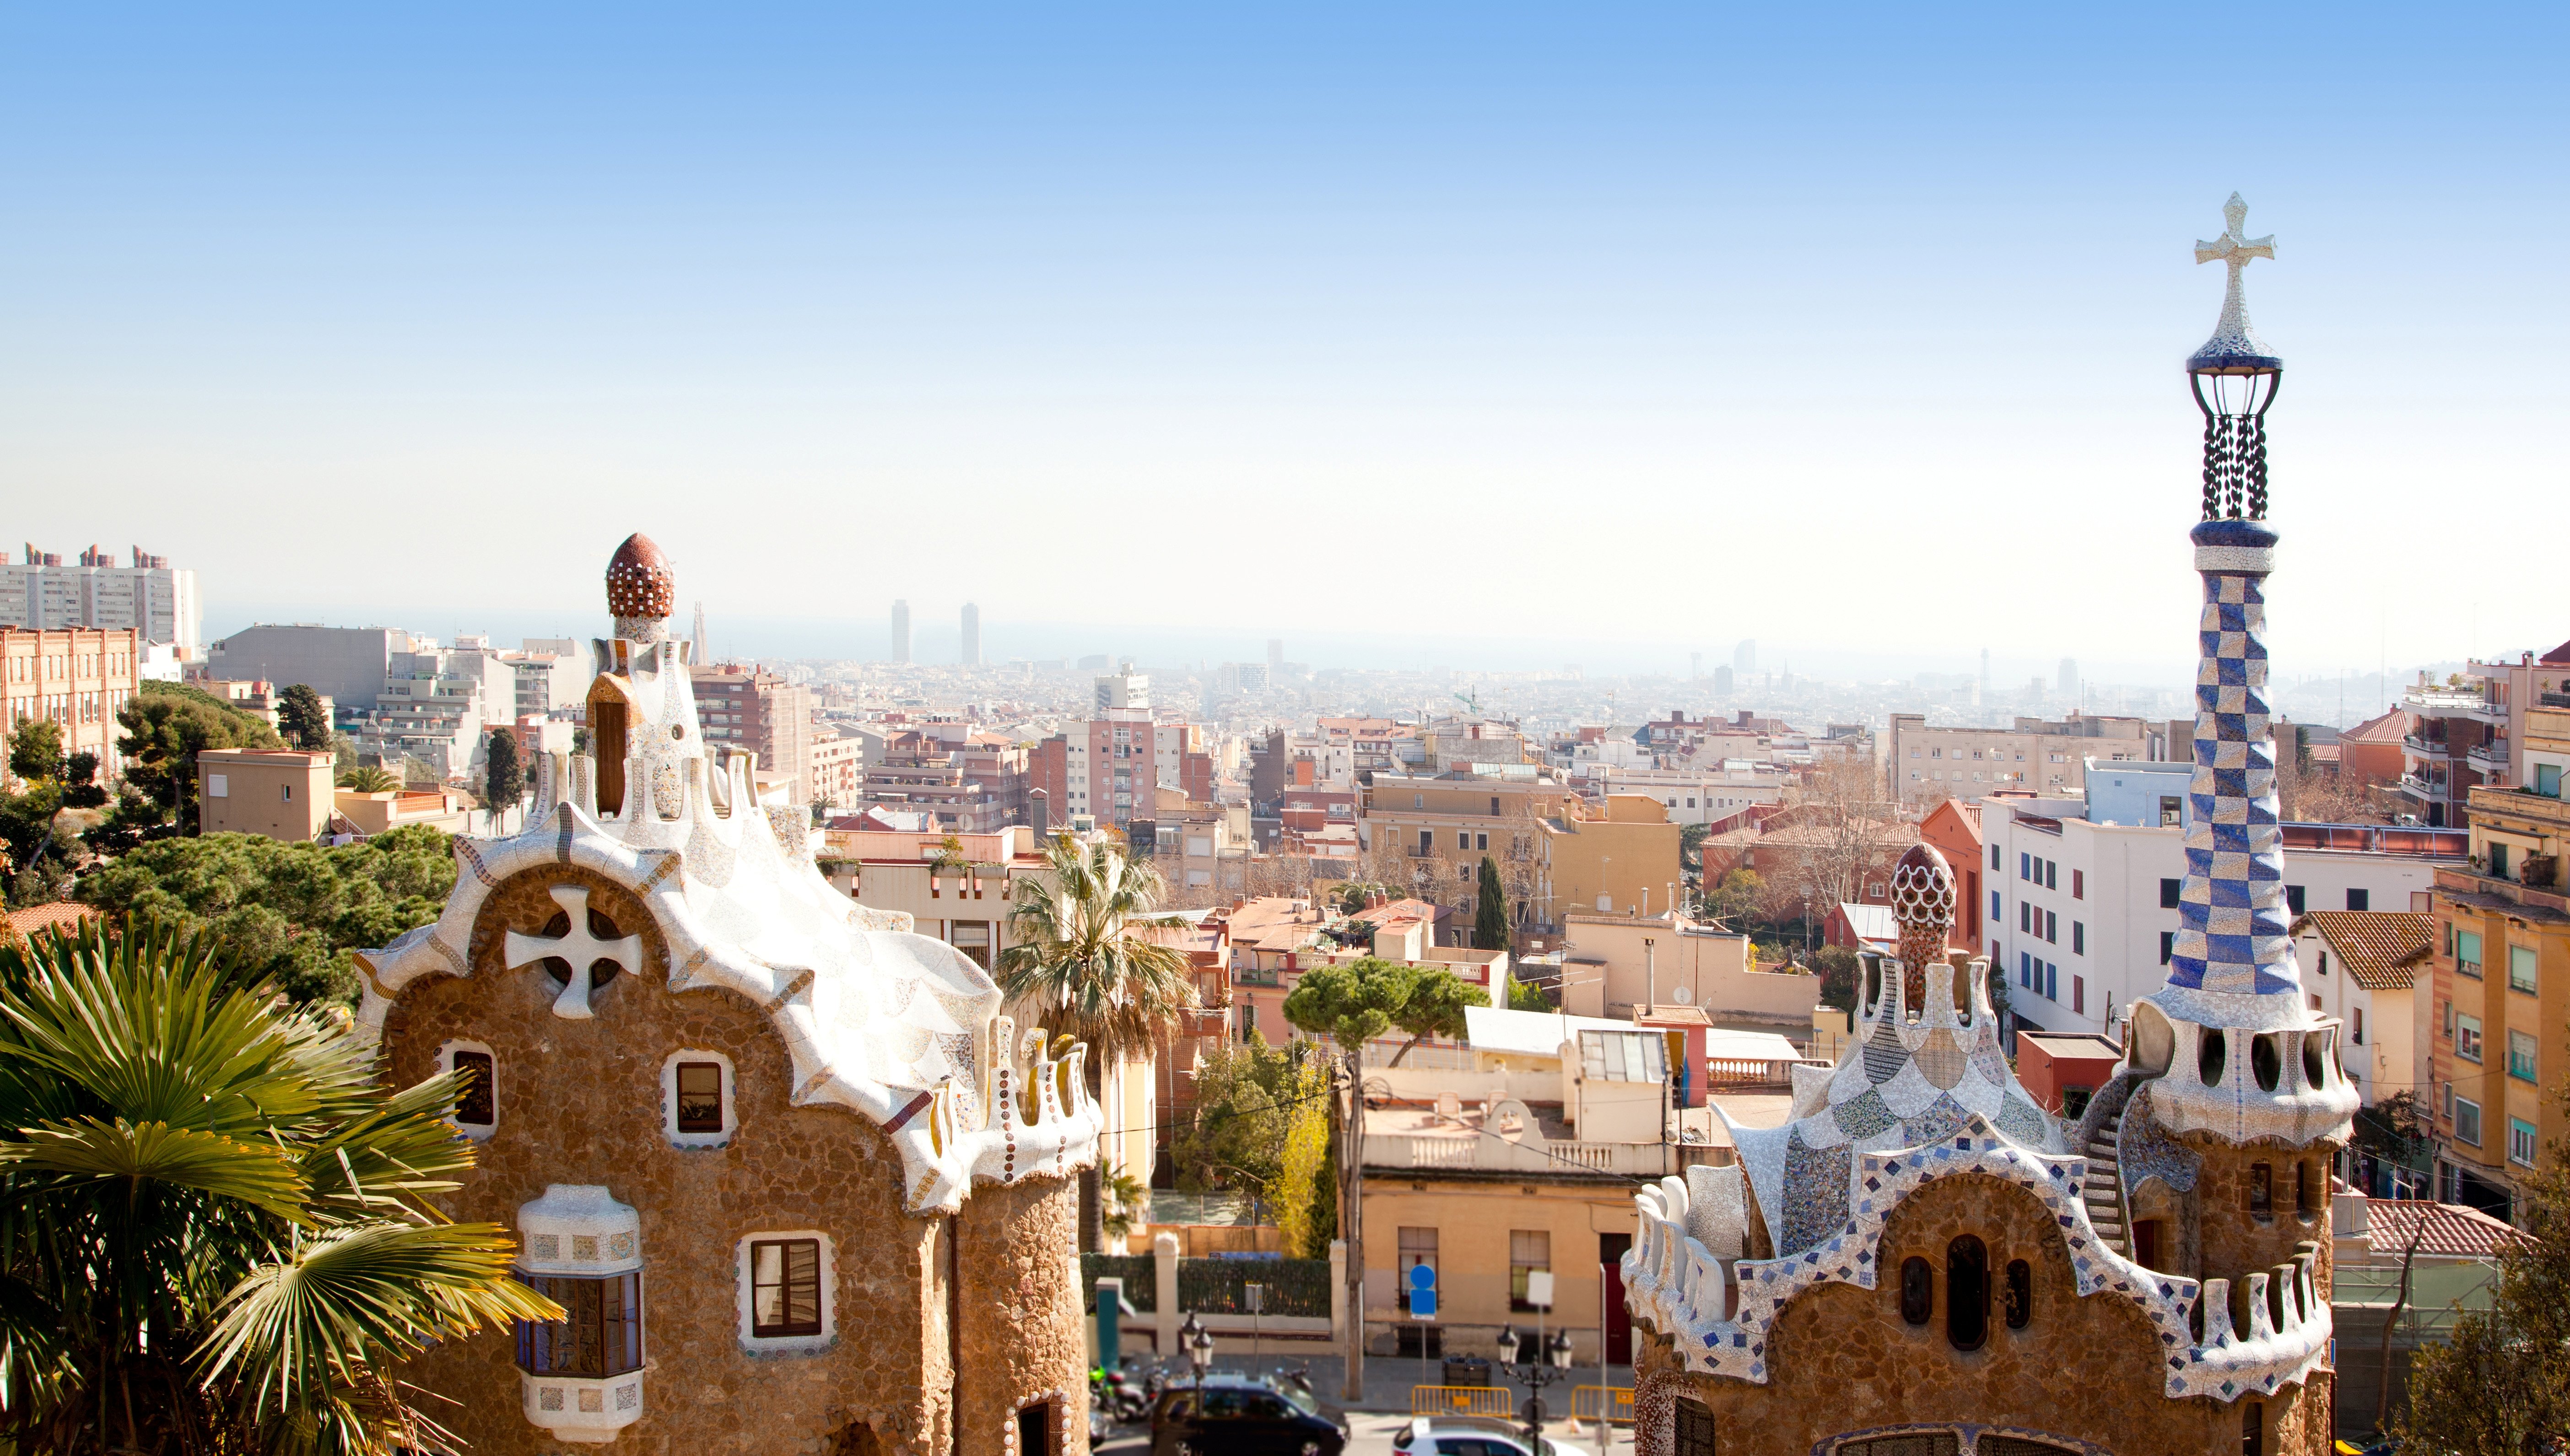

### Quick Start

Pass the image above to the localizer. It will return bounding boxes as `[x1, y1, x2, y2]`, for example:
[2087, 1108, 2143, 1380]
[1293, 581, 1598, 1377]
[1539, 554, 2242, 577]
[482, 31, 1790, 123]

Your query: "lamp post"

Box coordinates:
[1182, 1312, 1213, 1400]
[1496, 1323, 1575, 1446]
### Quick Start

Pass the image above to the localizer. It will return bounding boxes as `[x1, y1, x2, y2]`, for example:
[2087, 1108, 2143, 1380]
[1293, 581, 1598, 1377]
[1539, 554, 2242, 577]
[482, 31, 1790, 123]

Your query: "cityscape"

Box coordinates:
[1, 9, 2565, 1456]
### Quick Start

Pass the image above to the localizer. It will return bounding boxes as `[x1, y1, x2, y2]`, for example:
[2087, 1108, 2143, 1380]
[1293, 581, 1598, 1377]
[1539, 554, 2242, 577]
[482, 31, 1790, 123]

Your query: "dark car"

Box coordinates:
[1149, 1375, 1346, 1456]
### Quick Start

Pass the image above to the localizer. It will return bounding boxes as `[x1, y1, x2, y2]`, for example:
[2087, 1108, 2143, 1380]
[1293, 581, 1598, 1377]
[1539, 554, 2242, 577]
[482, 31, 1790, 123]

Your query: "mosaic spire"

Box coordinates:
[2150, 198, 2305, 1034]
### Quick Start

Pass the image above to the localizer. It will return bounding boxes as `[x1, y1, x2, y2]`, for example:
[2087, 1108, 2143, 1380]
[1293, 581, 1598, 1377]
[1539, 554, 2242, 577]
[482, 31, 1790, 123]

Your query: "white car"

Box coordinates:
[1393, 1415, 1597, 1456]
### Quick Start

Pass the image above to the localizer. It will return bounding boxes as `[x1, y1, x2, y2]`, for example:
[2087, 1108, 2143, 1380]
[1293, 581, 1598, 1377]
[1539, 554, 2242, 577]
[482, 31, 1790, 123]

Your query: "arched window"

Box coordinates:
[1946, 1237, 1988, 1350]
[2004, 1259, 2032, 1330]
[1900, 1256, 1933, 1325]
[2248, 1162, 2273, 1214]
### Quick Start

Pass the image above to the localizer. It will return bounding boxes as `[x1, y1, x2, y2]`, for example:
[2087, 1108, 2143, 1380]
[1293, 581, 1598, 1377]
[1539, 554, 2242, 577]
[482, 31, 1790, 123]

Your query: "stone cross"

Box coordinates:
[505, 884, 644, 1020]
[2193, 192, 2275, 274]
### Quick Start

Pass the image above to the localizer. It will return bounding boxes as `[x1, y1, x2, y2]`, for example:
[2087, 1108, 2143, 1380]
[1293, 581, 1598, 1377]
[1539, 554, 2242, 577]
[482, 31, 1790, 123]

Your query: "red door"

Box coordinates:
[1599, 1233, 1633, 1366]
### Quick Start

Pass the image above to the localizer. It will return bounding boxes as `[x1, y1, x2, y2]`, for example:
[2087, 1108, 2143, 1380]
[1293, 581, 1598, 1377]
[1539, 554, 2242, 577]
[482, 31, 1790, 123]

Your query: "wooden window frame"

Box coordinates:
[675, 1061, 724, 1134]
[750, 1238, 824, 1338]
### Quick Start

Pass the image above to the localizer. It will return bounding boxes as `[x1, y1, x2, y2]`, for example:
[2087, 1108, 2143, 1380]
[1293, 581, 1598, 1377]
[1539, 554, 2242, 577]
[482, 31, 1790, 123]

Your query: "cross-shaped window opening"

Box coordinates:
[539, 903, 629, 989]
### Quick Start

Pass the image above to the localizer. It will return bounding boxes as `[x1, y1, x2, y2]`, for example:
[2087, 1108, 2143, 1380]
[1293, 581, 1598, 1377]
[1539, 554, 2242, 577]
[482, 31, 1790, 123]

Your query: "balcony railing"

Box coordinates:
[1364, 1130, 1677, 1177]
[2543, 691, 2570, 709]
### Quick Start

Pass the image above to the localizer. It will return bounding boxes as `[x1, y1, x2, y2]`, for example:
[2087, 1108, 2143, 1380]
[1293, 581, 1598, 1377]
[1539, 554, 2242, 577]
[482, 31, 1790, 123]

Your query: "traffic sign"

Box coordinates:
[1407, 1262, 1437, 1319]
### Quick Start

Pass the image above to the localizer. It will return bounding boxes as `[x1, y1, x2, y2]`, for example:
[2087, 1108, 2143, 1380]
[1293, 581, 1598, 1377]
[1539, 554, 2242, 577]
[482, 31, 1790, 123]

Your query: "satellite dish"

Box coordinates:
[1672, 985, 1693, 1004]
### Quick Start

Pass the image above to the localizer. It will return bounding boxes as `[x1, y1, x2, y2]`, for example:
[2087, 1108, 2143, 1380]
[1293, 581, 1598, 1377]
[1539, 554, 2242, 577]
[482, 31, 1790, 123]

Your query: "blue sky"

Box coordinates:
[2, 5, 2562, 689]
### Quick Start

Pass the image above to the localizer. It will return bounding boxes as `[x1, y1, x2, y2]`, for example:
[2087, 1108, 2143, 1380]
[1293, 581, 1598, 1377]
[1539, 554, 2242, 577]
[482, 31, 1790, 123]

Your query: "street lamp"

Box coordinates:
[1181, 1312, 1214, 1396]
[1496, 1324, 1577, 1445]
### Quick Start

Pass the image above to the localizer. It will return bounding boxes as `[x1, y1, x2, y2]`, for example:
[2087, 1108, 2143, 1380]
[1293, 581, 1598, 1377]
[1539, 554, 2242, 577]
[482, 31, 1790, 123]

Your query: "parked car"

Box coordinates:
[1149, 1375, 1347, 1456]
[1392, 1415, 1596, 1456]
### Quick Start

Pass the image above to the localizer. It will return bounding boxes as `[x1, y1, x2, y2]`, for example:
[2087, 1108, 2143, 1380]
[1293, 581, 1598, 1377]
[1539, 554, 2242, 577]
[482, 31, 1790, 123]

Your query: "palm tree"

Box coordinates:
[0, 917, 556, 1454]
[996, 832, 1199, 1250]
[336, 765, 401, 794]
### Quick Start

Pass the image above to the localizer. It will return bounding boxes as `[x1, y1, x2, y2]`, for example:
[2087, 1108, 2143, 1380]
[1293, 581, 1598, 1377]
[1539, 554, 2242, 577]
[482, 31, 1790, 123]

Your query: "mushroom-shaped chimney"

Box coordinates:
[606, 533, 675, 641]
[1887, 842, 1957, 1012]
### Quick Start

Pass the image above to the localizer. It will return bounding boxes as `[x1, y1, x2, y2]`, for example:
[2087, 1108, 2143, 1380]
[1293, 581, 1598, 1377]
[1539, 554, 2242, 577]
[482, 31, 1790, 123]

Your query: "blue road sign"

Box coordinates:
[1406, 1262, 1436, 1319]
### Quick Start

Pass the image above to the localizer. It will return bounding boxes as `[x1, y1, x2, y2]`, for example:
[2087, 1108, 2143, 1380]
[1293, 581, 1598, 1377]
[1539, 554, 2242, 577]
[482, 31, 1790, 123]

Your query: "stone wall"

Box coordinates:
[384, 862, 1083, 1455]
[1629, 1170, 2327, 1456]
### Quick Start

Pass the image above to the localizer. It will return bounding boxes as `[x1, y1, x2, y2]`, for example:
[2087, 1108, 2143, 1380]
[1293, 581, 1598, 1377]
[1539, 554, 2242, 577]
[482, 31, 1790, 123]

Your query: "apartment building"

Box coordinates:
[1026, 667, 1212, 840]
[807, 730, 867, 809]
[203, 624, 418, 709]
[0, 626, 144, 786]
[0, 545, 200, 655]
[2420, 691, 2570, 1219]
[857, 730, 1015, 833]
[197, 748, 335, 840]
[690, 663, 812, 798]
[1536, 793, 1687, 925]
[1885, 711, 2151, 803]
[1982, 768, 2464, 1041]
[1578, 763, 1786, 825]
[2288, 911, 2430, 1111]
[2397, 643, 2570, 827]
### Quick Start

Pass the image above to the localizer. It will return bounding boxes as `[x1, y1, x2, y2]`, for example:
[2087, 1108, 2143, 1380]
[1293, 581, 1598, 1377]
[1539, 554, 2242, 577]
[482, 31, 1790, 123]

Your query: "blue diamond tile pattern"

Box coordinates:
[2166, 565, 2300, 999]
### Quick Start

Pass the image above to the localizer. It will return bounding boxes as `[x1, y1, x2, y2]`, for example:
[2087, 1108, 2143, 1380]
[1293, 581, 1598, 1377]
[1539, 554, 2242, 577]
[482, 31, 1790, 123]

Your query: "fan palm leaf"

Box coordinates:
[995, 833, 1198, 1066]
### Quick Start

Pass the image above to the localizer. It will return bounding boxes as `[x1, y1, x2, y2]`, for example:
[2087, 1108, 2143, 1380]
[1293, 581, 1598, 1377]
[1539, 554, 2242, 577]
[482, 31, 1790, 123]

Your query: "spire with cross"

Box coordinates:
[2189, 193, 2279, 372]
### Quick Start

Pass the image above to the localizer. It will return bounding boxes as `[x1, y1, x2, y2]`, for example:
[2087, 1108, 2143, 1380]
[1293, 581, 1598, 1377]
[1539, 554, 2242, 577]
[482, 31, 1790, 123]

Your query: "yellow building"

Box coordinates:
[196, 748, 334, 840]
[1537, 793, 1686, 924]
[2424, 696, 2570, 1218]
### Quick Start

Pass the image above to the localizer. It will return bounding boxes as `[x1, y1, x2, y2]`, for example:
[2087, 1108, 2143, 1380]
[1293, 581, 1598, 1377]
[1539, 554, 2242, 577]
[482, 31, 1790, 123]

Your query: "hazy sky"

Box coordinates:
[3, 5, 2562, 686]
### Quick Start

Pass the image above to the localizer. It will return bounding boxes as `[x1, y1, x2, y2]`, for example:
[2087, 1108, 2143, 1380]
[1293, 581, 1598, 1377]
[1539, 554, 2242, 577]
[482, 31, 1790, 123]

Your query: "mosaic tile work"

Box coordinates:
[2116, 1086, 2200, 1196]
[1781, 1129, 1854, 1254]
[1625, 1119, 2332, 1400]
[350, 535, 1101, 1217]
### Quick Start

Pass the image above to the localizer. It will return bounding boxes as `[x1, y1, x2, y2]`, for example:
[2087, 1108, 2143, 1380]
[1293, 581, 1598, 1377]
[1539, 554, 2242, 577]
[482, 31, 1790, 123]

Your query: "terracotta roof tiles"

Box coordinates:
[2294, 910, 2433, 990]
[2363, 1199, 2527, 1259]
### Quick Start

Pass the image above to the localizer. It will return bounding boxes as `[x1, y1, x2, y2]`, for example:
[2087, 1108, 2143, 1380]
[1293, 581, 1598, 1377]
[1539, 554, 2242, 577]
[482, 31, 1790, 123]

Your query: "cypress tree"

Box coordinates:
[1474, 854, 1511, 952]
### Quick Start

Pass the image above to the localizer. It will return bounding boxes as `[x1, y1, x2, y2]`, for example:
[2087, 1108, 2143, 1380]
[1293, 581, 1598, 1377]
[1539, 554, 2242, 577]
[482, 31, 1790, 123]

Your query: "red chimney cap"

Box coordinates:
[605, 534, 675, 619]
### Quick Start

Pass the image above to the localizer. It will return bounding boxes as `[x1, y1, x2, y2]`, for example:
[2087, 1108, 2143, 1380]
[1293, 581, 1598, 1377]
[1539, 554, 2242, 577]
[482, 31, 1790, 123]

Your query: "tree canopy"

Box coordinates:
[277, 683, 333, 751]
[1474, 855, 1511, 953]
[106, 681, 282, 841]
[0, 916, 552, 1453]
[483, 726, 524, 830]
[1283, 955, 1487, 1061]
[76, 826, 455, 1006]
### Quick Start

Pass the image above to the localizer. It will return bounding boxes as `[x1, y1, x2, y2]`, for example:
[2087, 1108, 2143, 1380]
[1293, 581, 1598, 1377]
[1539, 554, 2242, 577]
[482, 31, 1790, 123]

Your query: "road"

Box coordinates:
[1092, 1408, 1626, 1456]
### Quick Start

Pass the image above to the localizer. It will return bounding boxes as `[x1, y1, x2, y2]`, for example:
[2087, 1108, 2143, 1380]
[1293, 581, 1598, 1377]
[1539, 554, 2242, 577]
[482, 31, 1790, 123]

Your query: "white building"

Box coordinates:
[1572, 763, 1787, 825]
[1981, 768, 2464, 1041]
[1886, 711, 2156, 804]
[2288, 910, 2431, 1109]
[0, 545, 201, 655]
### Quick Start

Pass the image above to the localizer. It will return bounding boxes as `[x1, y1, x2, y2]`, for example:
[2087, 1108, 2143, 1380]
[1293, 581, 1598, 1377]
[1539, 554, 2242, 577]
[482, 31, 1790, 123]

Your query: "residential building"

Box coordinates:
[2423, 750, 2570, 1221]
[197, 748, 335, 840]
[1535, 794, 1687, 926]
[690, 663, 813, 799]
[856, 730, 1014, 833]
[0, 626, 144, 787]
[329, 785, 475, 838]
[2337, 707, 2410, 791]
[347, 535, 1092, 1449]
[1983, 784, 2461, 1041]
[1361, 768, 1573, 886]
[806, 730, 867, 809]
[0, 544, 200, 654]
[1886, 711, 2152, 803]
[1575, 763, 1786, 825]
[1026, 667, 1213, 841]
[2289, 910, 2430, 1112]
[1554, 909, 1818, 1027]
[505, 645, 587, 718]
[2398, 643, 2570, 826]
[346, 639, 518, 782]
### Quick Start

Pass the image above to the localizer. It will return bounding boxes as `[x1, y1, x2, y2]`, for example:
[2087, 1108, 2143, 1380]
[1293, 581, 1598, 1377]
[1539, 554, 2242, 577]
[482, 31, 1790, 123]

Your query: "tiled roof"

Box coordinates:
[2, 901, 96, 943]
[2340, 708, 2412, 745]
[2363, 1199, 2527, 1259]
[2295, 910, 2434, 990]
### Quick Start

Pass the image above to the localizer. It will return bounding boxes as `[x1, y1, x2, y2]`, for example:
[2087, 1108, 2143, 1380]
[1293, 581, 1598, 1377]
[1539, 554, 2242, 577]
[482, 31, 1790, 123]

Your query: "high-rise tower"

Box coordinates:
[890, 599, 911, 663]
[960, 602, 981, 666]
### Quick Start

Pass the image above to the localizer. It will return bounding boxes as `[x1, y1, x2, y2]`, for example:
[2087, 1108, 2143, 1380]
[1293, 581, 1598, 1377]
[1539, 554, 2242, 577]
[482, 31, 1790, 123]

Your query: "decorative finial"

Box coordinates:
[2188, 192, 2280, 374]
[605, 533, 675, 642]
[1888, 843, 1956, 1012]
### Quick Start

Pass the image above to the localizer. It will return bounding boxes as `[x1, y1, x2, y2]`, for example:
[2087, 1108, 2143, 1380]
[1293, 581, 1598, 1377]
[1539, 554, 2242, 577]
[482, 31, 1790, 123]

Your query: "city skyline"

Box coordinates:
[5, 6, 2564, 679]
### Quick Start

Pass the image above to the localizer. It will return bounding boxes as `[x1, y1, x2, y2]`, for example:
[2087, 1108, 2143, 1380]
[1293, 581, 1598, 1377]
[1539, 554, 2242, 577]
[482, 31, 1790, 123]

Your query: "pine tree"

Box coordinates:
[276, 683, 332, 751]
[1474, 854, 1511, 952]
[482, 727, 525, 831]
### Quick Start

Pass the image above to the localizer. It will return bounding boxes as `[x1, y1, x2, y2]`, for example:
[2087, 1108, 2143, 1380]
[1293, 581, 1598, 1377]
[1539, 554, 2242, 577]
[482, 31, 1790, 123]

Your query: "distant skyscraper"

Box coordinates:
[1713, 665, 1734, 695]
[890, 600, 911, 663]
[1267, 637, 1285, 669]
[960, 603, 982, 666]
[1690, 651, 1703, 681]
[0, 543, 201, 653]
[1733, 639, 1756, 675]
[692, 601, 709, 664]
[2058, 657, 2079, 699]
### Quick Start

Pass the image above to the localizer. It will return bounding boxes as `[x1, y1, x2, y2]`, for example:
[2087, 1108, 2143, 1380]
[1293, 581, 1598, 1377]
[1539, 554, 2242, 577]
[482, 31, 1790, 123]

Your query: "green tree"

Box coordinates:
[337, 765, 401, 793]
[1705, 867, 1765, 928]
[6, 720, 65, 786]
[1811, 944, 1862, 1011]
[2397, 1079, 2570, 1452]
[1506, 973, 1552, 1010]
[276, 684, 333, 751]
[1284, 955, 1484, 1400]
[482, 727, 525, 832]
[1270, 1053, 1334, 1259]
[996, 832, 1198, 1250]
[1168, 1039, 1300, 1196]
[0, 916, 556, 1453]
[76, 827, 455, 1007]
[111, 681, 281, 836]
[1474, 855, 1511, 953]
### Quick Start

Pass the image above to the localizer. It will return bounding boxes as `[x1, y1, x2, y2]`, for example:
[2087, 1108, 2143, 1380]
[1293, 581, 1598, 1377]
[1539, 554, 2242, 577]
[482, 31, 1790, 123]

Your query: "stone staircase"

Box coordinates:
[2079, 1100, 2132, 1257]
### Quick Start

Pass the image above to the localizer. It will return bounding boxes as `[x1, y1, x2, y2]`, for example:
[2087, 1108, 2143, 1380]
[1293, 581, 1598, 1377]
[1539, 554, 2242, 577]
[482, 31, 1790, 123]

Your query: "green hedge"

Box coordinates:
[1080, 1253, 1157, 1312]
[1177, 1257, 1330, 1317]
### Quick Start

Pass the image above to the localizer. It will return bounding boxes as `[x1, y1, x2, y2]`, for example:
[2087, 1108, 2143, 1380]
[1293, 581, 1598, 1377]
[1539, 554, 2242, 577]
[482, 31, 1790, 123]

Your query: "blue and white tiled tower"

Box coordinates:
[2132, 197, 2359, 1148]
